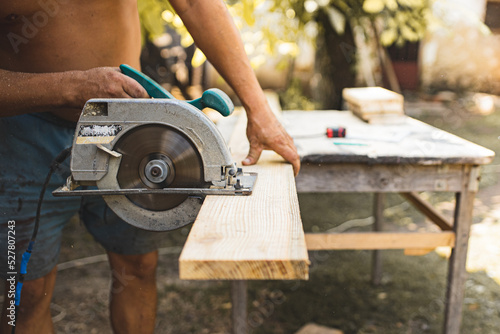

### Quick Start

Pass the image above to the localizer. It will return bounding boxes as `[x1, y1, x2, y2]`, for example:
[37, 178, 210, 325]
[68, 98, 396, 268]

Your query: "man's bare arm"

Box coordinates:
[0, 68, 148, 118]
[169, 0, 301, 175]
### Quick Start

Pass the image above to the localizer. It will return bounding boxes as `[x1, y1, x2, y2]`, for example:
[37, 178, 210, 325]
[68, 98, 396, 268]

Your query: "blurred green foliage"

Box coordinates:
[137, 0, 435, 68]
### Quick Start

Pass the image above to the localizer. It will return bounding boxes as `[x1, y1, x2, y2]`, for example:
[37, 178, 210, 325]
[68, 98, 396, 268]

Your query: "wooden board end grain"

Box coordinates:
[179, 107, 309, 280]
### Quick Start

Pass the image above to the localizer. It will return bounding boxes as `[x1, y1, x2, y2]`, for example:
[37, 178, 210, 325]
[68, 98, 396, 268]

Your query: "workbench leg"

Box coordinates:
[443, 187, 476, 334]
[231, 280, 248, 334]
[371, 193, 385, 286]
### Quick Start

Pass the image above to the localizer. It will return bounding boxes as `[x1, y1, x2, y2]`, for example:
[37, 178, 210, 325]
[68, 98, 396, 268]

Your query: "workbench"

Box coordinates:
[180, 98, 494, 333]
[284, 110, 495, 334]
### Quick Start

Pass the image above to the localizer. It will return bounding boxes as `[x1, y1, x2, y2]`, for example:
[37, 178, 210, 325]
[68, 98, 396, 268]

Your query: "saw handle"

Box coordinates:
[120, 64, 175, 99]
[120, 64, 234, 117]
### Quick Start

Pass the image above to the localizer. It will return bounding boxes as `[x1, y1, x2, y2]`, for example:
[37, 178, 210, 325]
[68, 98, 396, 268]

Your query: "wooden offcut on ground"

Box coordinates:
[295, 323, 344, 334]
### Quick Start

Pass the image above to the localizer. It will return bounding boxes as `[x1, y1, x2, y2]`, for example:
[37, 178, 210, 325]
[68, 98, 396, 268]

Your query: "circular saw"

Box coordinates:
[53, 68, 257, 231]
[114, 124, 204, 212]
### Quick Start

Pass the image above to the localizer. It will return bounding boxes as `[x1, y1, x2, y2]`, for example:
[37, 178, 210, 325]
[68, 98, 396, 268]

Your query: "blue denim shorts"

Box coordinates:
[0, 113, 168, 280]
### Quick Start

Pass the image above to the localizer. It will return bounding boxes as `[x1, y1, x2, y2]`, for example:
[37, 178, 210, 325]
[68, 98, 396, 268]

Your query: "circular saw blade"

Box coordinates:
[113, 124, 205, 211]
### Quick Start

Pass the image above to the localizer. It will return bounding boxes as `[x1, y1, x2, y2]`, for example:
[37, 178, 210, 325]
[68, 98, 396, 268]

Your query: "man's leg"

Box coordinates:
[1, 266, 57, 334]
[0, 114, 80, 334]
[107, 250, 158, 334]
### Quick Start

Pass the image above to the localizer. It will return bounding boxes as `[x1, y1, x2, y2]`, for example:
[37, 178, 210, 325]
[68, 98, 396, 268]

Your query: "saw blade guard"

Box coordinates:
[69, 99, 236, 230]
[71, 99, 234, 184]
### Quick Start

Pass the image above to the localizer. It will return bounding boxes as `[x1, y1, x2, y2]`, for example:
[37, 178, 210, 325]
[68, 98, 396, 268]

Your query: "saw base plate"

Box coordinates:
[53, 172, 257, 197]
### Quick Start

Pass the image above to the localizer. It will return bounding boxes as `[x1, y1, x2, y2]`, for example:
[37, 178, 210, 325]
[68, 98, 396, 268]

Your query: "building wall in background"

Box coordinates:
[420, 0, 500, 94]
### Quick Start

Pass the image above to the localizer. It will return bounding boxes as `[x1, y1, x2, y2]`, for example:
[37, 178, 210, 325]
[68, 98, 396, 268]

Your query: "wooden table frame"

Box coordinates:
[203, 106, 493, 334]
[281, 108, 495, 334]
[296, 162, 479, 334]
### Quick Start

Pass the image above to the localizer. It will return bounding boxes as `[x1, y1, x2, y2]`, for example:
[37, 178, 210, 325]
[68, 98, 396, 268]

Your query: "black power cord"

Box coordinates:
[11, 147, 72, 334]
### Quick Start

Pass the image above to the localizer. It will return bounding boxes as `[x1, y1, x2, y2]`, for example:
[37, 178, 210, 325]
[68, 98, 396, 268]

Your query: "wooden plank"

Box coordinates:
[400, 192, 453, 231]
[444, 166, 477, 334]
[296, 163, 465, 193]
[231, 280, 248, 334]
[179, 109, 309, 280]
[305, 231, 455, 251]
[371, 193, 384, 285]
[342, 87, 404, 116]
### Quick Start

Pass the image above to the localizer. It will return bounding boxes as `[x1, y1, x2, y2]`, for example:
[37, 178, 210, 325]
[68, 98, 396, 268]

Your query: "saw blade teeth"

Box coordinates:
[112, 124, 206, 211]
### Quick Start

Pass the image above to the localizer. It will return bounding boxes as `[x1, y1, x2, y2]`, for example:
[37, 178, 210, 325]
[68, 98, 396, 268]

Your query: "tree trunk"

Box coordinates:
[313, 10, 357, 110]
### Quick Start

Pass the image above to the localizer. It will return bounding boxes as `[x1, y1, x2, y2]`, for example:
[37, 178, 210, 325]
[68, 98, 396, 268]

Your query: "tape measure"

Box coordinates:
[326, 127, 346, 138]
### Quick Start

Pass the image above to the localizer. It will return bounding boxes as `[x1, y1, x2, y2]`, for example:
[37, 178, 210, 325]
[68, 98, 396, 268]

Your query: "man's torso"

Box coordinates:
[0, 0, 142, 120]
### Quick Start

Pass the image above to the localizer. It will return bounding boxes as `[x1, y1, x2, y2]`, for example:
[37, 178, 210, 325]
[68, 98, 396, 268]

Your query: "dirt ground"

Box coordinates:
[2, 93, 500, 333]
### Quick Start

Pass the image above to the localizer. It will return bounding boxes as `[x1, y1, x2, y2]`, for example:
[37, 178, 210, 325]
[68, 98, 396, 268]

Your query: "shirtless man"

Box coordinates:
[0, 0, 300, 333]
